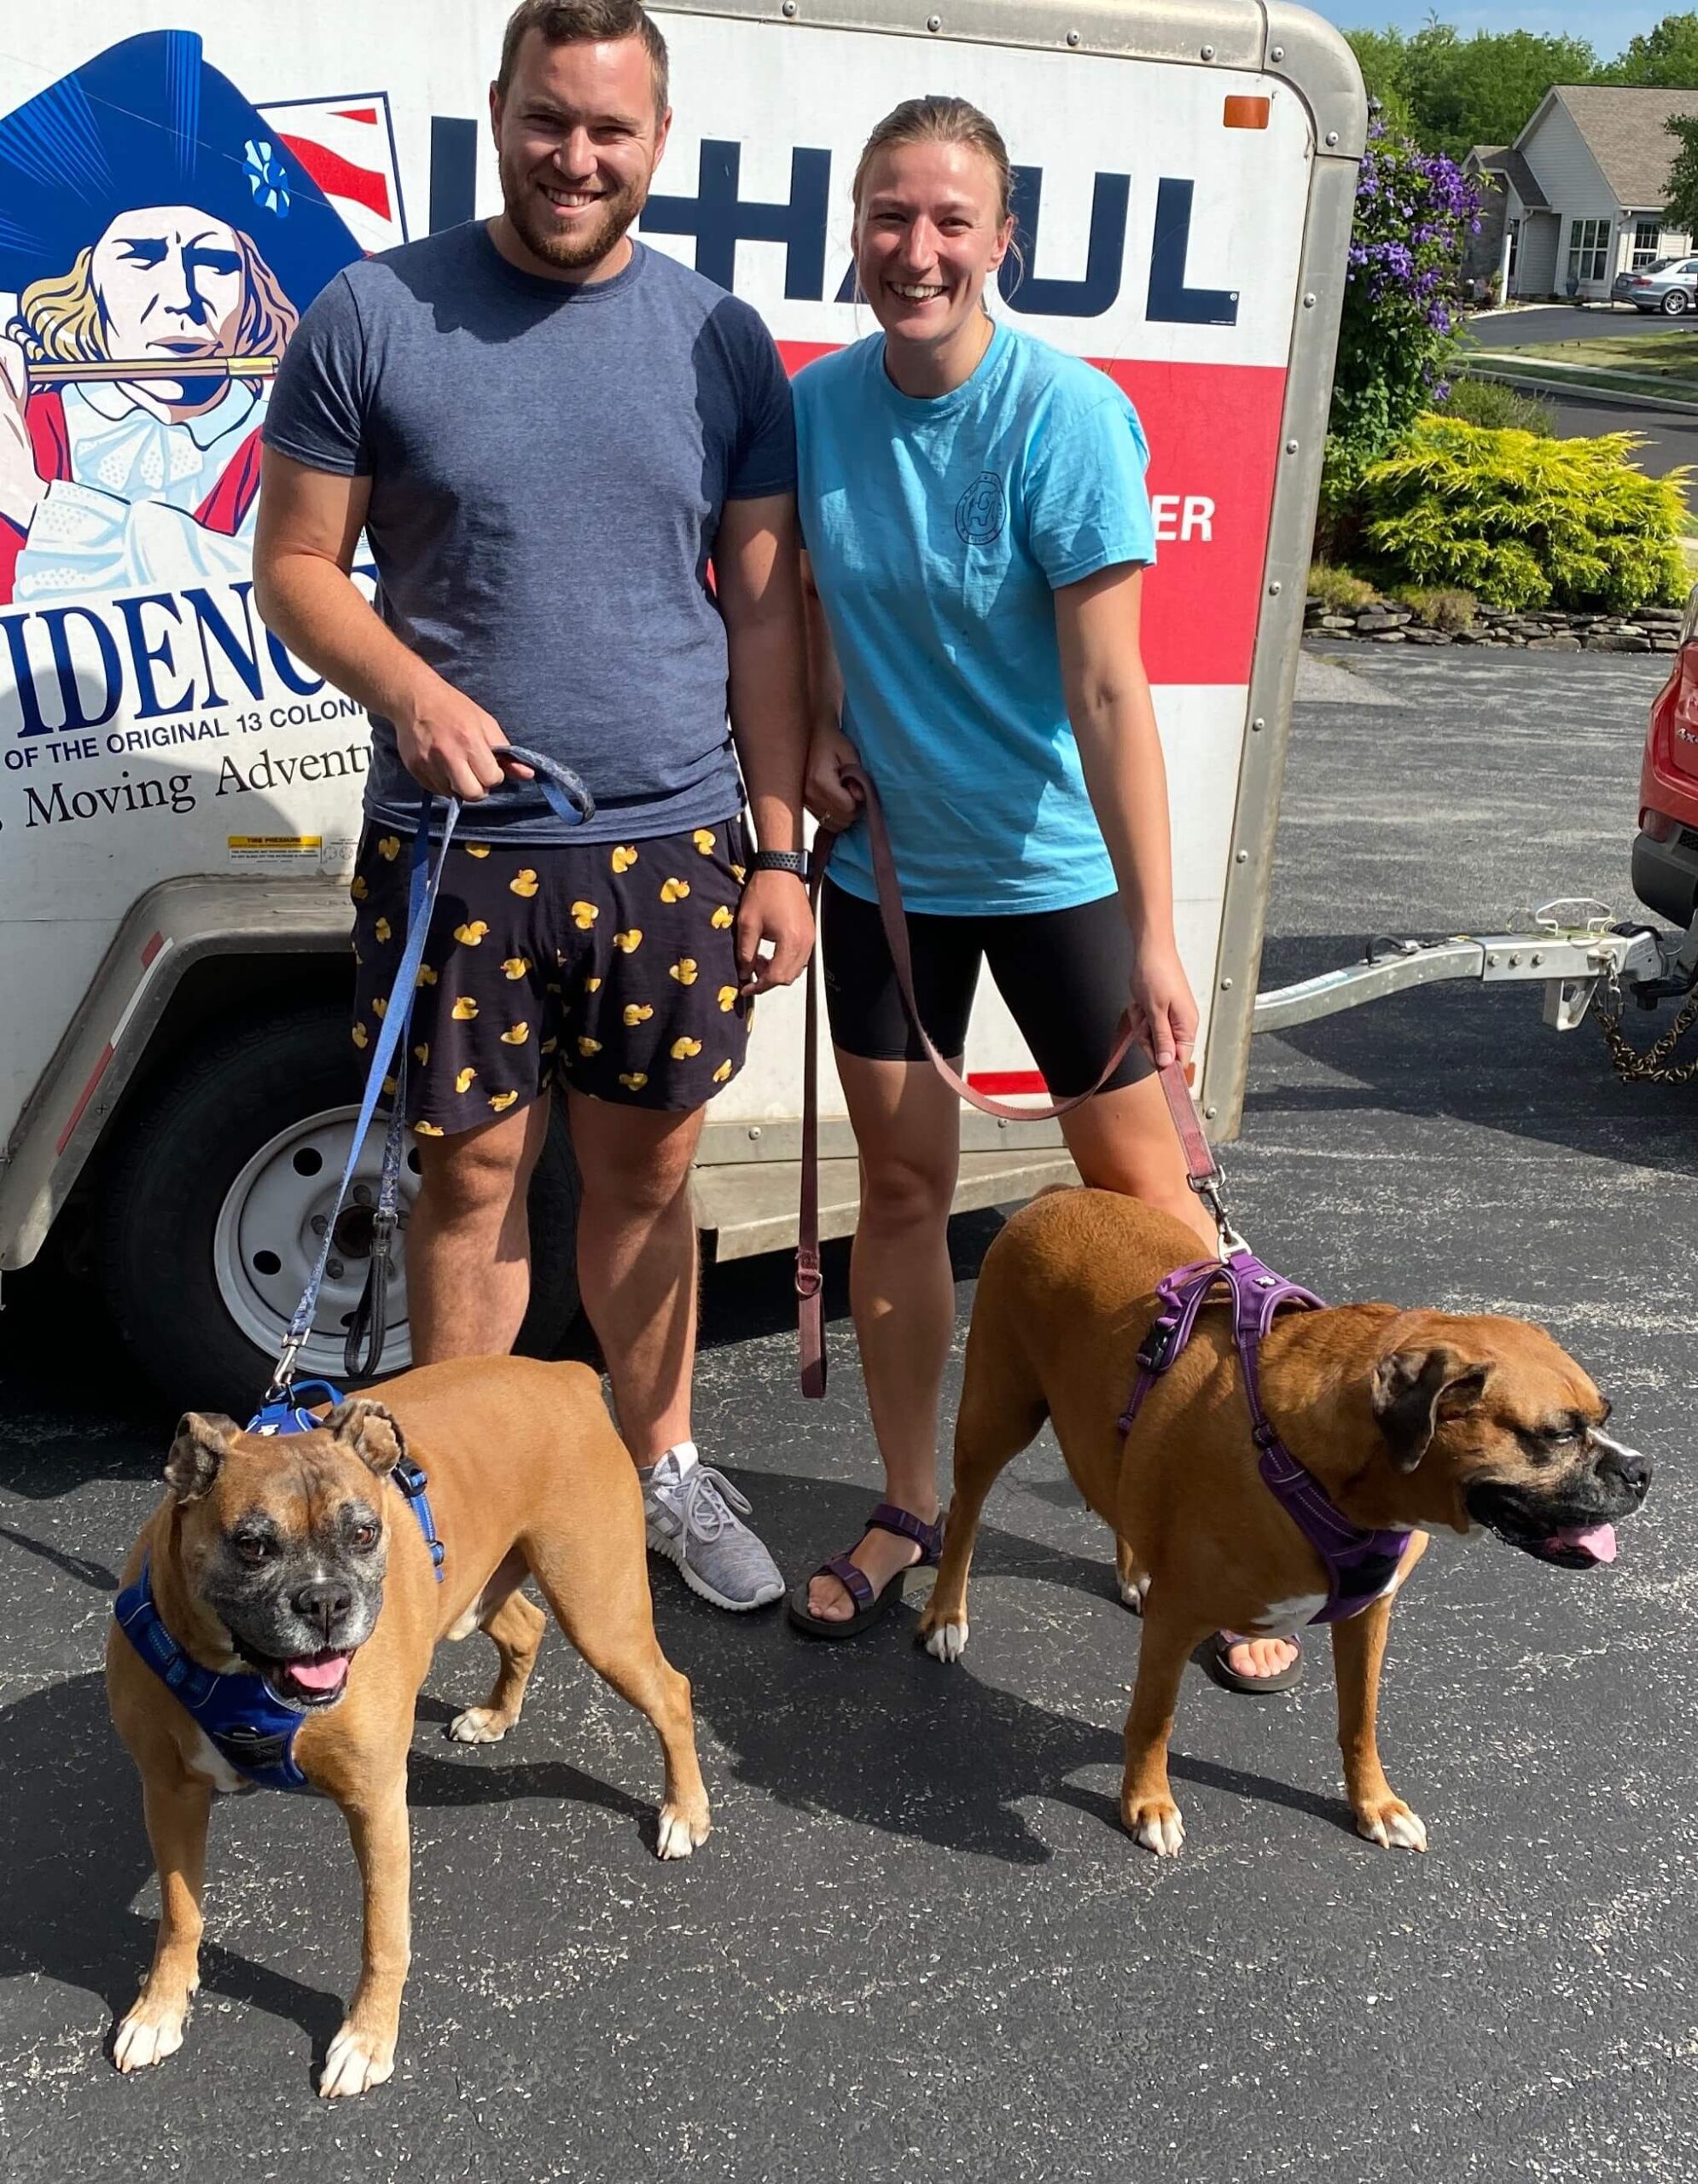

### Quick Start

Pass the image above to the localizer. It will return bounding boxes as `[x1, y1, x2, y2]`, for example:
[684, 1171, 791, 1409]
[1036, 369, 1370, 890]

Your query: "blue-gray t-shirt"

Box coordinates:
[263, 225, 796, 842]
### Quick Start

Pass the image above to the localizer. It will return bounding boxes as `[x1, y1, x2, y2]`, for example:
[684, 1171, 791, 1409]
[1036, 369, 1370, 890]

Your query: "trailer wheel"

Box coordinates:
[100, 1001, 582, 1414]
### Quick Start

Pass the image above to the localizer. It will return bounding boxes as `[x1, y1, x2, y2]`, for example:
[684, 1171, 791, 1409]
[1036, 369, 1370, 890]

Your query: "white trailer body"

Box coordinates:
[0, 0, 1363, 1401]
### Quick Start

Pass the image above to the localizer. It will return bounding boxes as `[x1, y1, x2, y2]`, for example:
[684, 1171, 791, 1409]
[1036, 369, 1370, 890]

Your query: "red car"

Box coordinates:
[1637, 607, 1698, 932]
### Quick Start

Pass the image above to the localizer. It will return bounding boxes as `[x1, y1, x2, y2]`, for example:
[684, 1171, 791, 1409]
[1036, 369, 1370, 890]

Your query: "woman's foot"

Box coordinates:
[1222, 1635, 1300, 1682]
[805, 1520, 933, 1621]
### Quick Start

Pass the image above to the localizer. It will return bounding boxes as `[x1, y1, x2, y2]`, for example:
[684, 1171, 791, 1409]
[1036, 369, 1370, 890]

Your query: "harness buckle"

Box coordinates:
[1137, 1316, 1182, 1374]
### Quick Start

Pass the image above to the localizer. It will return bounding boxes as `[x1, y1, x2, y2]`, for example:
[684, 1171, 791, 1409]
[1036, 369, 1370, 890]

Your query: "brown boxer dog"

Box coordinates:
[105, 1356, 710, 2097]
[917, 1189, 1650, 1856]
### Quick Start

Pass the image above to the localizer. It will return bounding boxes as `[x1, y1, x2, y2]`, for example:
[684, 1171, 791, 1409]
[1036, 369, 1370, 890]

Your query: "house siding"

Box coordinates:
[1516, 210, 1561, 297]
[1519, 99, 1619, 297]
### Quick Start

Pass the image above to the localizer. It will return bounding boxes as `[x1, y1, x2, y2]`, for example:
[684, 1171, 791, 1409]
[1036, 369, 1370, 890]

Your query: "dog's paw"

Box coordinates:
[656, 1798, 712, 1860]
[112, 1995, 189, 2073]
[1355, 1797, 1428, 1852]
[1115, 1577, 1147, 1616]
[1124, 1797, 1186, 1857]
[448, 1705, 513, 1745]
[922, 1617, 968, 1664]
[320, 2022, 396, 2099]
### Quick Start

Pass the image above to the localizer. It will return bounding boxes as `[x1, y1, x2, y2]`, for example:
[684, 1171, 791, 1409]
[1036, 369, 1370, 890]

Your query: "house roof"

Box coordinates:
[1541, 84, 1698, 211]
[1469, 143, 1549, 212]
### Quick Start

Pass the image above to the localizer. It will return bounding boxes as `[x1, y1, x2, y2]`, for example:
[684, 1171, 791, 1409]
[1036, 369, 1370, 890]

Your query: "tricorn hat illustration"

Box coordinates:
[0, 28, 361, 306]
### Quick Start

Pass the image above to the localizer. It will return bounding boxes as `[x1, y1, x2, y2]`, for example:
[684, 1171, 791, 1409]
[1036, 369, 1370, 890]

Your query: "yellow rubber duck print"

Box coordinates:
[692, 829, 716, 855]
[623, 1003, 654, 1027]
[660, 877, 690, 904]
[416, 964, 438, 987]
[500, 1023, 531, 1045]
[373, 917, 392, 944]
[579, 1036, 602, 1056]
[619, 1072, 648, 1091]
[613, 929, 642, 954]
[511, 868, 540, 898]
[710, 904, 734, 931]
[414, 1120, 444, 1137]
[730, 863, 747, 883]
[377, 836, 400, 862]
[712, 1059, 733, 1084]
[413, 1043, 430, 1066]
[611, 845, 638, 874]
[670, 958, 698, 985]
[584, 974, 603, 992]
[489, 1089, 520, 1112]
[465, 843, 491, 860]
[451, 996, 479, 1021]
[372, 997, 387, 1019]
[718, 985, 738, 1012]
[454, 921, 489, 947]
[570, 900, 598, 929]
[670, 1037, 702, 1060]
[501, 956, 532, 980]
[350, 874, 368, 902]
[456, 1066, 477, 1093]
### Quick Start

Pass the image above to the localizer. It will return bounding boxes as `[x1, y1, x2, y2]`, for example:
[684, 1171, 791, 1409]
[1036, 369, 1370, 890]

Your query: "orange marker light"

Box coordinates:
[1224, 95, 1271, 129]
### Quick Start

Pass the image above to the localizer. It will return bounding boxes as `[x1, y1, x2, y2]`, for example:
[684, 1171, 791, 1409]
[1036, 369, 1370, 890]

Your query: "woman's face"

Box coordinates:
[852, 139, 1013, 354]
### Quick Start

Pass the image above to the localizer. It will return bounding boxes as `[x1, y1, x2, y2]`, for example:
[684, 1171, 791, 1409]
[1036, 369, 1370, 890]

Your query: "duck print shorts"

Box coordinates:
[349, 815, 753, 1136]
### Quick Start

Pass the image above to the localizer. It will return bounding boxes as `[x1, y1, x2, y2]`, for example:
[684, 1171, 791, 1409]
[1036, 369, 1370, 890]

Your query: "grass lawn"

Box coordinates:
[1495, 332, 1698, 386]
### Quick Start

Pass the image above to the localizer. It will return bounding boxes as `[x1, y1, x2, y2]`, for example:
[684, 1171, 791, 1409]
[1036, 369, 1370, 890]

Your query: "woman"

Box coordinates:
[788, 96, 1300, 1695]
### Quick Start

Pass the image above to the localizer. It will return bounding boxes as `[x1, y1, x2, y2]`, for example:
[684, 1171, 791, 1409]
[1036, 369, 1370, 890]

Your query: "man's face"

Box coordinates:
[91, 207, 244, 379]
[489, 31, 669, 276]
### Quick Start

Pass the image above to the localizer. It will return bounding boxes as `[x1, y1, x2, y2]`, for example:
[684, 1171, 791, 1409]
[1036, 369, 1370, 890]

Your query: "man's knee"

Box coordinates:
[416, 1110, 541, 1222]
[576, 1110, 699, 1221]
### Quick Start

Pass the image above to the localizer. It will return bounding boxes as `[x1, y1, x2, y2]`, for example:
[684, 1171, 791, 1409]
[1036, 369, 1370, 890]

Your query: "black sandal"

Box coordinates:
[787, 1502, 945, 1639]
[1204, 1629, 1305, 1695]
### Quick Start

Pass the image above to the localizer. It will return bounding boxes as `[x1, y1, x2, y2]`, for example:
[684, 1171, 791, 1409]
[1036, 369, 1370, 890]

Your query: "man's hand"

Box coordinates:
[804, 722, 864, 833]
[0, 339, 46, 535]
[393, 677, 531, 803]
[1126, 937, 1199, 1072]
[736, 868, 814, 996]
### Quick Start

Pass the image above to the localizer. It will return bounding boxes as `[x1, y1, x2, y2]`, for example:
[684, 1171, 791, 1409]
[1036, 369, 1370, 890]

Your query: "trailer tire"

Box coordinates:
[100, 1001, 582, 1414]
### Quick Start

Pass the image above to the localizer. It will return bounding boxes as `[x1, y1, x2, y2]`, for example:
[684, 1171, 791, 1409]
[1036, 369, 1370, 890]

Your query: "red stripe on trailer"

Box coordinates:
[775, 342, 1287, 688]
[140, 930, 165, 969]
[968, 1069, 1048, 1095]
[57, 1045, 113, 1156]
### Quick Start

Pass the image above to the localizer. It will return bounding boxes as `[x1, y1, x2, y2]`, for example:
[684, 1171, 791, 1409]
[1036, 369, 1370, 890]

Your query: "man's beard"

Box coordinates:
[502, 166, 646, 272]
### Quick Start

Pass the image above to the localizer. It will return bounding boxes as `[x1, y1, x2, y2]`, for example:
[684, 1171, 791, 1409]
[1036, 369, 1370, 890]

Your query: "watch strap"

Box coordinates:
[749, 848, 809, 878]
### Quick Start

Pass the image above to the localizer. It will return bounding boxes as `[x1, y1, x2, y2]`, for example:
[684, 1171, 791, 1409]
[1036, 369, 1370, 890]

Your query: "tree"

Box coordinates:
[1597, 13, 1698, 87]
[1343, 27, 1417, 136]
[1664, 112, 1698, 236]
[1406, 29, 1599, 158]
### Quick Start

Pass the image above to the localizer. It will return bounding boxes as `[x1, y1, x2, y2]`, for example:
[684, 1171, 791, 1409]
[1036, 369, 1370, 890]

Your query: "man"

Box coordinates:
[253, 0, 812, 1611]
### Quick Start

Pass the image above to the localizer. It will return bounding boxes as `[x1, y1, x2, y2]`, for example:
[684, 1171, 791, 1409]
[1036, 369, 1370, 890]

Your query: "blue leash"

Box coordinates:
[258, 744, 593, 1409]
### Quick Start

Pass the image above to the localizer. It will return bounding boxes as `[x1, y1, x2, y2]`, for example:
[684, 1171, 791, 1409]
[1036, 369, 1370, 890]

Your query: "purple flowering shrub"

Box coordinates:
[1322, 126, 1480, 514]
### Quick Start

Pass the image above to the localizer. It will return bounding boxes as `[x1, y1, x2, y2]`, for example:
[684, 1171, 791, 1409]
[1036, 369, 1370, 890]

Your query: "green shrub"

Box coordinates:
[1359, 415, 1690, 612]
[1438, 376, 1555, 437]
[1389, 584, 1479, 631]
[1306, 561, 1378, 613]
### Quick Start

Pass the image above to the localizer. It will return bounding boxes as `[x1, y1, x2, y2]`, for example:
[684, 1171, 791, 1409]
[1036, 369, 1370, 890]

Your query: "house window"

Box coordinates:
[1633, 218, 1663, 269]
[1567, 218, 1610, 285]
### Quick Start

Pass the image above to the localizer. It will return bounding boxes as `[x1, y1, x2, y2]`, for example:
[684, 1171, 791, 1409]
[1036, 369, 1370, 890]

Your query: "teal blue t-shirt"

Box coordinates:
[794, 320, 1156, 915]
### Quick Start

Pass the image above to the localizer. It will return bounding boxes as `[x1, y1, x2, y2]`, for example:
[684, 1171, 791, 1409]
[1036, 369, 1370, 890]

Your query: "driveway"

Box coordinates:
[2, 649, 1692, 2184]
[1466, 303, 1688, 346]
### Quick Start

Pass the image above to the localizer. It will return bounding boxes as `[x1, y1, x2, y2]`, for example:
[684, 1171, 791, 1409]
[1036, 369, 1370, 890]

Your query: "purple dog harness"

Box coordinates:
[1118, 1254, 1412, 1624]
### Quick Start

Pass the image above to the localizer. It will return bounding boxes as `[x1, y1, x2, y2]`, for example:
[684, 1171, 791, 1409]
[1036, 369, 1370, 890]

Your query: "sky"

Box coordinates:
[1307, 2, 1666, 45]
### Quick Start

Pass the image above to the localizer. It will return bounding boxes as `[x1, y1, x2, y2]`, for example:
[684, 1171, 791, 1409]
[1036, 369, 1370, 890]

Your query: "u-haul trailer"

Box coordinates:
[0, 0, 1367, 1406]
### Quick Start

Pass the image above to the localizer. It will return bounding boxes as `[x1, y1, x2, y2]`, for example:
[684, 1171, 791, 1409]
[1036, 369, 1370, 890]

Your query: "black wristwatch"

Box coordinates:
[748, 848, 810, 880]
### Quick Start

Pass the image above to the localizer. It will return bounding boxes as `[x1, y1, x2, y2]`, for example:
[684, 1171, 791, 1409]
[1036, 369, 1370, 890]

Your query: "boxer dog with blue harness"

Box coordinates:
[916, 1100, 1654, 1859]
[106, 754, 711, 2098]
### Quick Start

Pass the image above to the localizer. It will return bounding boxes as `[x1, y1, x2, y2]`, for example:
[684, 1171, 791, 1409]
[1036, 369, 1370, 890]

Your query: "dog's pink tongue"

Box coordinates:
[1550, 1523, 1618, 1565]
[287, 1653, 352, 1692]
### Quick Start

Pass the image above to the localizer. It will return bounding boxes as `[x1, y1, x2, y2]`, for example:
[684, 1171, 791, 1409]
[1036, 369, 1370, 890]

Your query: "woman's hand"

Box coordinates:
[1126, 936, 1198, 1072]
[804, 721, 865, 833]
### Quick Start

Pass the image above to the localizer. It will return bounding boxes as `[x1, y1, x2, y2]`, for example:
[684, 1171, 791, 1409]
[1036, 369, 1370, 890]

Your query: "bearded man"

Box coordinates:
[255, 0, 812, 1611]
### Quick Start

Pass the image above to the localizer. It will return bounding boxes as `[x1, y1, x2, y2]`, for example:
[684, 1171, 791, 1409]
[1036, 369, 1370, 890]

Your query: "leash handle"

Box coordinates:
[796, 836, 831, 1398]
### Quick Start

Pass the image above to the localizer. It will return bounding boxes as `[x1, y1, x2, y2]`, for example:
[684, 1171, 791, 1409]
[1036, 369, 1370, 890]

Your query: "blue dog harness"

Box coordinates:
[112, 1380, 445, 1794]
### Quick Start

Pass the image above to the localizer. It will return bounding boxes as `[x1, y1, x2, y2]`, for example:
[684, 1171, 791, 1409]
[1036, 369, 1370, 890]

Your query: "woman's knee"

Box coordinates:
[858, 1146, 957, 1231]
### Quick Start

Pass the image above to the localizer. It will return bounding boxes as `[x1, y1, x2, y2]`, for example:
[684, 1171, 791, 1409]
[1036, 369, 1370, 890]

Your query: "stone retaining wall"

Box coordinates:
[1305, 599, 1683, 652]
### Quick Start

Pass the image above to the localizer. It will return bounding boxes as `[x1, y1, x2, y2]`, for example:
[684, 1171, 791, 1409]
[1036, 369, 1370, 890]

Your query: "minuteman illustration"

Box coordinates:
[0, 30, 363, 603]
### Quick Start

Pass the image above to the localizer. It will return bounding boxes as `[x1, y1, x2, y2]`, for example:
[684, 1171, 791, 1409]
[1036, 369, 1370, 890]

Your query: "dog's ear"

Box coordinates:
[165, 1413, 239, 1501]
[325, 1397, 406, 1478]
[1372, 1348, 1492, 1471]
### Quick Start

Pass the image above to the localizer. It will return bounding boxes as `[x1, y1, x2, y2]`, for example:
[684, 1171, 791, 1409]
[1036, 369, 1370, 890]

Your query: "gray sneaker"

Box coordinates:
[641, 1449, 784, 1612]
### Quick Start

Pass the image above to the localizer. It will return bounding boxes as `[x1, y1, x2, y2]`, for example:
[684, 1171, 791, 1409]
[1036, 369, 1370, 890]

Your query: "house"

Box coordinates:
[1463, 86, 1696, 303]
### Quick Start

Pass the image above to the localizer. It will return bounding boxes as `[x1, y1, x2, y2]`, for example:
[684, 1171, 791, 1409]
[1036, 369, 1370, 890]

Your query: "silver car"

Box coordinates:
[1613, 256, 1698, 313]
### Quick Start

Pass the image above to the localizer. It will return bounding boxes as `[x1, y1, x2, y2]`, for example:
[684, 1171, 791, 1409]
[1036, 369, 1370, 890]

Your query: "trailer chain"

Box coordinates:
[1596, 982, 1698, 1084]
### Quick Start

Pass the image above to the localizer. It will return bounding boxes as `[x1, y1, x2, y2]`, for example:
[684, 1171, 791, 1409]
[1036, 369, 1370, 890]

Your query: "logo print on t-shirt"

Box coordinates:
[955, 471, 1008, 547]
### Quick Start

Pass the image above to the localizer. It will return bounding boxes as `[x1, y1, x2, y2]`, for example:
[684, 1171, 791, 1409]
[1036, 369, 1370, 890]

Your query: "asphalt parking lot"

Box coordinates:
[3, 648, 1694, 2182]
